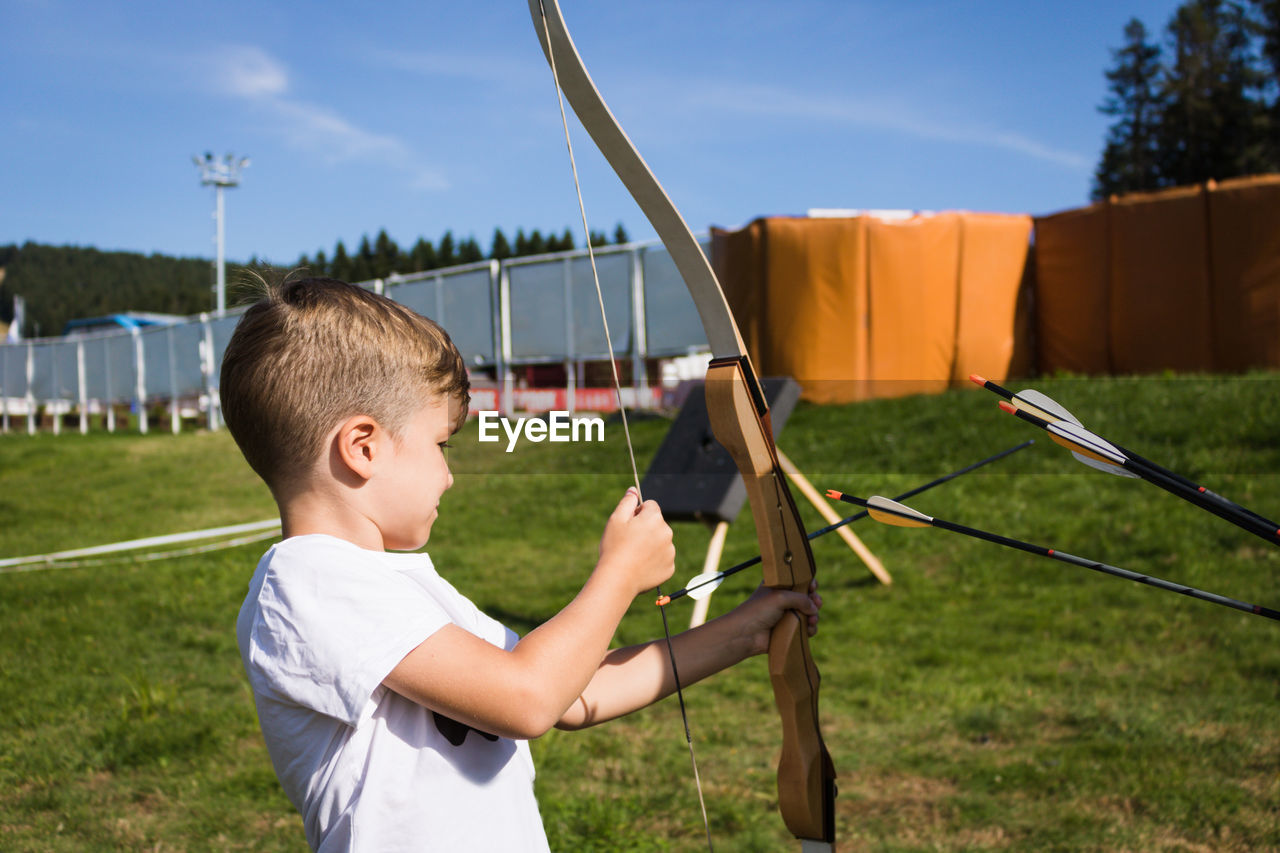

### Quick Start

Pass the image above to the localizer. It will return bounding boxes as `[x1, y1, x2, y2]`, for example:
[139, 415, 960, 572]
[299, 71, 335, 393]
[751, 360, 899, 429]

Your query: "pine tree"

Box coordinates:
[458, 237, 483, 263]
[1249, 0, 1280, 162]
[1093, 19, 1165, 198]
[373, 229, 400, 279]
[349, 235, 375, 282]
[613, 223, 630, 244]
[409, 238, 437, 271]
[437, 231, 456, 267]
[490, 228, 512, 260]
[331, 241, 352, 282]
[1159, 0, 1269, 185]
[527, 229, 547, 255]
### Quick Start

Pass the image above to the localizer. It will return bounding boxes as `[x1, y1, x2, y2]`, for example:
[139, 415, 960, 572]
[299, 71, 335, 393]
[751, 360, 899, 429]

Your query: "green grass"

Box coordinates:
[1, 374, 1278, 851]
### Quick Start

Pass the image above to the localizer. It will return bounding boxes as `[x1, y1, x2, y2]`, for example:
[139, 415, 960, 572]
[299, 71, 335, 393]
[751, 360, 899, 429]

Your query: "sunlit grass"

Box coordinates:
[0, 373, 1277, 850]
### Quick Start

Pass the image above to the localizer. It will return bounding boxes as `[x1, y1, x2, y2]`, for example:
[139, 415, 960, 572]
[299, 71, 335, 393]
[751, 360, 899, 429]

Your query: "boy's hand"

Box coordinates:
[732, 580, 823, 658]
[598, 487, 676, 597]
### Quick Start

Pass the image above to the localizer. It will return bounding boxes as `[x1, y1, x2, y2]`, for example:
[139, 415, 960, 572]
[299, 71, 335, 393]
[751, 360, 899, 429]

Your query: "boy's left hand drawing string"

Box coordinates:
[528, 2, 837, 849]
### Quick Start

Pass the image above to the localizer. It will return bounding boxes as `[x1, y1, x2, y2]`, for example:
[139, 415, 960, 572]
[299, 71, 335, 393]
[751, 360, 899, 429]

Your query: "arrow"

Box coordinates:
[656, 439, 1034, 607]
[825, 491, 1280, 624]
[971, 374, 1280, 547]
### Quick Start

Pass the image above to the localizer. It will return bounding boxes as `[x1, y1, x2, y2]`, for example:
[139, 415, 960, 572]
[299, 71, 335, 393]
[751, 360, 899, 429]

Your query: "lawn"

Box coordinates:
[1, 373, 1277, 851]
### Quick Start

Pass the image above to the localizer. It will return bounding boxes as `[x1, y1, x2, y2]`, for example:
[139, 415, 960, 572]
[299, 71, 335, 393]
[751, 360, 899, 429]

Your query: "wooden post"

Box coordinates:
[776, 448, 892, 585]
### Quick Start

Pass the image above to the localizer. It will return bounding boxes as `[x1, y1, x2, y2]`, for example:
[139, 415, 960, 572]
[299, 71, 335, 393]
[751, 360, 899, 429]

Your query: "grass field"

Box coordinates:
[1, 374, 1278, 851]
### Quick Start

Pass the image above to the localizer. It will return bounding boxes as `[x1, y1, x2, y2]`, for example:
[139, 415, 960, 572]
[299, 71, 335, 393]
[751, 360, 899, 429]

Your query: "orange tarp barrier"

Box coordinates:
[711, 213, 1032, 403]
[954, 214, 1035, 384]
[710, 176, 1280, 403]
[1209, 175, 1280, 370]
[866, 214, 960, 399]
[1032, 203, 1111, 374]
[1034, 176, 1280, 375]
[1110, 186, 1213, 373]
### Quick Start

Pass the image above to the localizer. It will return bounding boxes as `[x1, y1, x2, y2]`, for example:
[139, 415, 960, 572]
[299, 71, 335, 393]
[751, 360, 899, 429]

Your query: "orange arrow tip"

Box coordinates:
[998, 400, 1017, 414]
[825, 489, 843, 500]
[655, 594, 671, 606]
[969, 373, 987, 386]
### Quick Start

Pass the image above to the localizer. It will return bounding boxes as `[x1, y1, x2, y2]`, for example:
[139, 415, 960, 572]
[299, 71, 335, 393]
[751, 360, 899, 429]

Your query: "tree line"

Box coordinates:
[296, 223, 629, 283]
[1094, 0, 1280, 198]
[0, 223, 629, 339]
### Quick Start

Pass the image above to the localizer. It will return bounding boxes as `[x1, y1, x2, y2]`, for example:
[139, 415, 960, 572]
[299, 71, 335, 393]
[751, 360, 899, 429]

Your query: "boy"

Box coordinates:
[221, 276, 821, 851]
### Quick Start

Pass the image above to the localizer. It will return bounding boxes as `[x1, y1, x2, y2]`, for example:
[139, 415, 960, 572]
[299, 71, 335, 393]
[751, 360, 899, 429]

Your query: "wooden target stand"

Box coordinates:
[642, 378, 890, 628]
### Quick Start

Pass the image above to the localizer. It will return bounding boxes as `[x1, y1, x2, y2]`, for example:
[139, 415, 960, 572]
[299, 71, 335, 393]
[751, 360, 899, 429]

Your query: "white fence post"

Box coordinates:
[25, 343, 35, 435]
[563, 257, 575, 414]
[104, 335, 117, 433]
[201, 314, 218, 431]
[630, 246, 649, 403]
[132, 327, 148, 435]
[167, 325, 180, 435]
[497, 260, 513, 416]
[76, 339, 88, 434]
[1, 346, 8, 433]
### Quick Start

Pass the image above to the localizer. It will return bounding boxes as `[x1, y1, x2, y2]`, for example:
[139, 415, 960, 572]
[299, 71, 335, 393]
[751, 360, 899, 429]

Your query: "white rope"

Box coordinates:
[0, 520, 280, 573]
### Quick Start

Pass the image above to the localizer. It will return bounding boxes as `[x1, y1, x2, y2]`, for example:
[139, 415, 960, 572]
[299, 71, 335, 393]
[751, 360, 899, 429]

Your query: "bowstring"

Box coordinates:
[536, 6, 713, 849]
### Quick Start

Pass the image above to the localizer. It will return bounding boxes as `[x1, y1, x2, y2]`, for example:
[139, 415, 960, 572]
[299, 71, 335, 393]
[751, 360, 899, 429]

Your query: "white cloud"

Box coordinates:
[270, 98, 449, 190]
[205, 44, 447, 190]
[689, 81, 1090, 171]
[210, 44, 289, 98]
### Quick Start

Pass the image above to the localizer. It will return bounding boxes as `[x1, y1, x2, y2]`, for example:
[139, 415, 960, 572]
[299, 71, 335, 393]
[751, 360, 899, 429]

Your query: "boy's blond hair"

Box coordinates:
[220, 276, 470, 494]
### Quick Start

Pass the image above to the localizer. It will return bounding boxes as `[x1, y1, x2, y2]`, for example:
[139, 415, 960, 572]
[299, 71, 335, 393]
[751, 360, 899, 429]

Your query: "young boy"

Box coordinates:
[221, 276, 821, 851]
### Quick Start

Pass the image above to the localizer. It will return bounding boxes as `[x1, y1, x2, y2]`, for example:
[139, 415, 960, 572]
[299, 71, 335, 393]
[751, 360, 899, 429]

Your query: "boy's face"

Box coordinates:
[375, 396, 456, 551]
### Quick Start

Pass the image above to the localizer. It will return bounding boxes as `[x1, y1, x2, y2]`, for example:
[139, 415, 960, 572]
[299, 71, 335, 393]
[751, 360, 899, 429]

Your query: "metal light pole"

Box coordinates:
[193, 152, 249, 316]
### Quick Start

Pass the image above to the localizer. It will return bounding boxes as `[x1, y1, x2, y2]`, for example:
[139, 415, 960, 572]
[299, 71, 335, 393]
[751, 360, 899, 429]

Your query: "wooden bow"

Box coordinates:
[526, 2, 837, 848]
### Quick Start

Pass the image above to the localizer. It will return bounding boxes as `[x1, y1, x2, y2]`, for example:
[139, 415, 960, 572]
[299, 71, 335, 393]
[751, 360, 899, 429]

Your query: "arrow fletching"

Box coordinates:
[866, 496, 934, 528]
[1014, 390, 1140, 479]
[1010, 387, 1080, 425]
[681, 569, 727, 601]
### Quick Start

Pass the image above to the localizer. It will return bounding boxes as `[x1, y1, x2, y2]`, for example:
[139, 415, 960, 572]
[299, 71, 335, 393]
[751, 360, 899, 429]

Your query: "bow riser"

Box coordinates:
[705, 358, 836, 845]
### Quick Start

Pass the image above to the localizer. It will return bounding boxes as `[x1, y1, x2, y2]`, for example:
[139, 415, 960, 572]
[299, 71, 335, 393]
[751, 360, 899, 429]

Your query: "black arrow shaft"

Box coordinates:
[660, 440, 1035, 605]
[837, 492, 1280, 624]
[1007, 406, 1280, 547]
[976, 376, 1280, 546]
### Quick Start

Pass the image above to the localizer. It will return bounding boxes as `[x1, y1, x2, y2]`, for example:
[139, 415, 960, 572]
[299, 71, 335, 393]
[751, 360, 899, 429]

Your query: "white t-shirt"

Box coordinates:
[236, 534, 550, 852]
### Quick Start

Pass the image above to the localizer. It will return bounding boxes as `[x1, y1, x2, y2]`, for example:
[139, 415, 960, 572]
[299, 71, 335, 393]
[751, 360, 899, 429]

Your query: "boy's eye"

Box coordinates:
[438, 442, 453, 450]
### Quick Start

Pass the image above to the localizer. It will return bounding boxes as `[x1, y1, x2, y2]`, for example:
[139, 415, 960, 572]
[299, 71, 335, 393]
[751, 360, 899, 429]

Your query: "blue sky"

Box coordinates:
[3, 0, 1186, 266]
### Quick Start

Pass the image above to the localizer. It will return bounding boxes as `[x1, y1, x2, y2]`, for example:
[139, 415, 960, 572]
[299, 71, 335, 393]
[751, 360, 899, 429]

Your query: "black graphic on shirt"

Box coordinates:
[432, 711, 499, 747]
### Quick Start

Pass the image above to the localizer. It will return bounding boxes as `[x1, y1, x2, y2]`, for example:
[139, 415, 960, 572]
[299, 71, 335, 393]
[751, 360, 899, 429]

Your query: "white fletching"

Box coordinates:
[682, 569, 727, 601]
[1017, 389, 1139, 478]
[867, 495, 934, 526]
[1049, 417, 1131, 466]
[1013, 388, 1081, 426]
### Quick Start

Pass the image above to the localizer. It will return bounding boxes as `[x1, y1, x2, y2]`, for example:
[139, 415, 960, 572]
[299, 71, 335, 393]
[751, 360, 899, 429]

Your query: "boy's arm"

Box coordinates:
[383, 489, 674, 740]
[556, 582, 821, 730]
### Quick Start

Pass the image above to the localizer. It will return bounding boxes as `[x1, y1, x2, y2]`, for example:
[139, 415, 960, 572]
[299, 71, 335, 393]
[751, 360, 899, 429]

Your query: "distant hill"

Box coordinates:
[0, 242, 215, 338]
[0, 224, 631, 339]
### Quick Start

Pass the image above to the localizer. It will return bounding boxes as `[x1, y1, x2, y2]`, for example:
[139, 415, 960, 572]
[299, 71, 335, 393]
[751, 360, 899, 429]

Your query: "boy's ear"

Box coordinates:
[332, 414, 383, 482]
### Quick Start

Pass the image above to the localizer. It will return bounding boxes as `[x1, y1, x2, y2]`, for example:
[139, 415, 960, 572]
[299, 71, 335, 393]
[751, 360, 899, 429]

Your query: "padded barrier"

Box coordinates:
[1034, 175, 1280, 375]
[1209, 175, 1280, 371]
[712, 212, 1032, 403]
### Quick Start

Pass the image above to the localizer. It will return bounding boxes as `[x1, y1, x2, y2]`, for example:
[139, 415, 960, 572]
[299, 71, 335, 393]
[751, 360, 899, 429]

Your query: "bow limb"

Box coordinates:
[526, 2, 836, 848]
